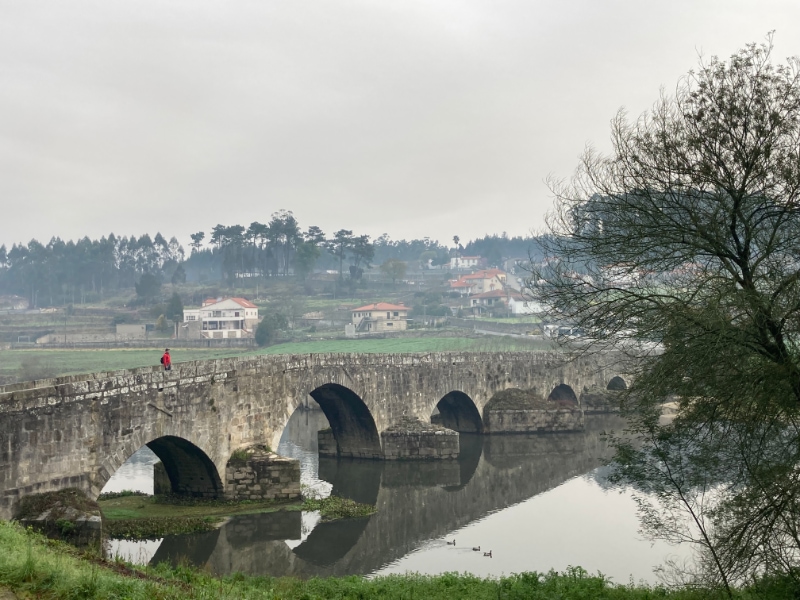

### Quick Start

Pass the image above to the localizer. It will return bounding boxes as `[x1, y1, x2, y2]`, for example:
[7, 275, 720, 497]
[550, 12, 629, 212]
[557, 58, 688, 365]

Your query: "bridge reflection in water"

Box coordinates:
[141, 408, 628, 578]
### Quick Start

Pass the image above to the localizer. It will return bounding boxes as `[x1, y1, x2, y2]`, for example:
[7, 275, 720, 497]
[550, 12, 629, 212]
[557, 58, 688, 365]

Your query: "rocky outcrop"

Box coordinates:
[15, 488, 102, 547]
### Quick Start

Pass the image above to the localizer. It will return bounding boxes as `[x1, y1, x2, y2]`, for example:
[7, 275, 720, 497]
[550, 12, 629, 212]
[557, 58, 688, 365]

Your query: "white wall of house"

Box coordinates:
[508, 297, 544, 315]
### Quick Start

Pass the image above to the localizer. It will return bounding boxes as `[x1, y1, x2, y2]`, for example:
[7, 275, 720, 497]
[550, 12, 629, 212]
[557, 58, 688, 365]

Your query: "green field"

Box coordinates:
[0, 335, 552, 385]
[258, 336, 552, 355]
[474, 316, 542, 324]
[0, 348, 255, 384]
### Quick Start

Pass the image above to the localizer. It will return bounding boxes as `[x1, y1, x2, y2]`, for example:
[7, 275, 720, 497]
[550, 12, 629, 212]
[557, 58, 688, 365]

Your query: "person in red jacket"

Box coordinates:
[161, 348, 171, 371]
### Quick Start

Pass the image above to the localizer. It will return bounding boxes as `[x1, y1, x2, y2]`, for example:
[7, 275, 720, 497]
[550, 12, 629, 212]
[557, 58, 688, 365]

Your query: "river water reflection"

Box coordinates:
[105, 409, 690, 583]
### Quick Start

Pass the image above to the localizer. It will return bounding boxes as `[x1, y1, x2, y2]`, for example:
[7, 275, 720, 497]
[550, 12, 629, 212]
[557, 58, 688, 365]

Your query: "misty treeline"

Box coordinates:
[0, 208, 543, 307]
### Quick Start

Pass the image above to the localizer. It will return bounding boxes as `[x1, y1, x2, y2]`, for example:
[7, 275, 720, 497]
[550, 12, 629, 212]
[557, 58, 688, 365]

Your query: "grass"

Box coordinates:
[99, 494, 302, 540]
[259, 336, 553, 355]
[0, 335, 552, 384]
[0, 519, 748, 599]
[474, 315, 542, 324]
[99, 491, 373, 540]
[104, 516, 220, 540]
[98, 495, 295, 522]
[301, 495, 376, 521]
[0, 347, 256, 384]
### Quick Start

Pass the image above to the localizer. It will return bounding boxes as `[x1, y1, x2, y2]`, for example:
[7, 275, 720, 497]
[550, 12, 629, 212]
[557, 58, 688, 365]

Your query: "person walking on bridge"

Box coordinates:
[161, 348, 171, 371]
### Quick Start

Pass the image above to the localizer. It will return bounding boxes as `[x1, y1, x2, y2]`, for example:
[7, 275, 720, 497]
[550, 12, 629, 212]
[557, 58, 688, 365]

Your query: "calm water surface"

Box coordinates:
[105, 410, 691, 583]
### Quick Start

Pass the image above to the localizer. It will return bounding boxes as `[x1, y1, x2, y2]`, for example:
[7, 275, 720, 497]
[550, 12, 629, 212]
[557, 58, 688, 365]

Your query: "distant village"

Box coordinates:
[0, 220, 597, 354]
[0, 248, 556, 348]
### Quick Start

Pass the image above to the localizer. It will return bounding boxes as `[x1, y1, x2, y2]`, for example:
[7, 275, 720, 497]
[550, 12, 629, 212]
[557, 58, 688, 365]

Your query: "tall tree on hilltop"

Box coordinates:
[189, 231, 205, 253]
[268, 210, 301, 276]
[294, 226, 325, 280]
[349, 234, 374, 280]
[326, 229, 354, 280]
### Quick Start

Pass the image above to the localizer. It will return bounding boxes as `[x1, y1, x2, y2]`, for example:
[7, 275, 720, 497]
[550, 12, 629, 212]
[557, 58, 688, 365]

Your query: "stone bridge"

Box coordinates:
[0, 351, 625, 520]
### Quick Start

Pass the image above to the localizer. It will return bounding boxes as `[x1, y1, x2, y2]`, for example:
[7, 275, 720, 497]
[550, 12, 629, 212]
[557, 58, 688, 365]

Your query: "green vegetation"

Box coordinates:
[255, 311, 289, 346]
[16, 489, 99, 522]
[97, 490, 148, 501]
[476, 315, 542, 324]
[301, 495, 376, 521]
[0, 334, 551, 385]
[0, 348, 254, 383]
[258, 336, 552, 355]
[229, 448, 252, 462]
[5, 519, 781, 600]
[98, 495, 293, 522]
[104, 516, 219, 540]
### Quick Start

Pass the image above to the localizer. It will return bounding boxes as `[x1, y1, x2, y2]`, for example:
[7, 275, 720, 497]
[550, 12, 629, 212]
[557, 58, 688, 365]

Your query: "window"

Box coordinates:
[386, 322, 393, 327]
[393, 312, 399, 317]
[234, 311, 240, 317]
[387, 312, 390, 318]
[212, 311, 222, 317]
[186, 315, 196, 321]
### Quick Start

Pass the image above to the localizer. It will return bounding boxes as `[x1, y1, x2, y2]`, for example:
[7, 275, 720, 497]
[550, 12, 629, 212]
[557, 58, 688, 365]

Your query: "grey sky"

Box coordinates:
[2, 1, 800, 249]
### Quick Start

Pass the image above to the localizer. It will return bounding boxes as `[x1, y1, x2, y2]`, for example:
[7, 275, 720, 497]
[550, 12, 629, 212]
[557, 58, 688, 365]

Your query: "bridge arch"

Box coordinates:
[433, 391, 483, 433]
[607, 376, 627, 390]
[146, 436, 224, 498]
[309, 383, 383, 459]
[547, 383, 578, 405]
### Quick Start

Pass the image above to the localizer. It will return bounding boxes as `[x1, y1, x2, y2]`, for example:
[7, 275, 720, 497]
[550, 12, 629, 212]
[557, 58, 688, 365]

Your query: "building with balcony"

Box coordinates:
[182, 297, 259, 339]
[350, 302, 409, 333]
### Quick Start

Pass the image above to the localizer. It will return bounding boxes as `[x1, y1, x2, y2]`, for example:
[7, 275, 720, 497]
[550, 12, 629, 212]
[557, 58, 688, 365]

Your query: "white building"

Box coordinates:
[351, 302, 409, 333]
[449, 256, 482, 270]
[183, 297, 259, 339]
[508, 295, 545, 315]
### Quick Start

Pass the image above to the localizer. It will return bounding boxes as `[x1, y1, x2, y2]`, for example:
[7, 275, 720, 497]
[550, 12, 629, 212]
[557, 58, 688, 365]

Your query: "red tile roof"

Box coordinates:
[230, 297, 258, 308]
[352, 302, 409, 312]
[203, 297, 258, 309]
[462, 269, 505, 280]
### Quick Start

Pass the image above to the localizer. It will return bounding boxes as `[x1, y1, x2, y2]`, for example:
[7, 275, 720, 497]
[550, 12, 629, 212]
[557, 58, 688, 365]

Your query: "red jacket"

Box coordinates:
[162, 352, 171, 367]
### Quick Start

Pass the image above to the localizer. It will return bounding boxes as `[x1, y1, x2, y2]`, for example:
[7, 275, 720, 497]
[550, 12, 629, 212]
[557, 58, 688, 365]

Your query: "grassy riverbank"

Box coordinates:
[3, 520, 796, 599]
[99, 492, 296, 521]
[99, 492, 375, 539]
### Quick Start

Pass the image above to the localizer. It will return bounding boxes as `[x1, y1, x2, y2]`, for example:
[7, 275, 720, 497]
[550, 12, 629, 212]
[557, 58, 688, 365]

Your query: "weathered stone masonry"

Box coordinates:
[0, 351, 624, 520]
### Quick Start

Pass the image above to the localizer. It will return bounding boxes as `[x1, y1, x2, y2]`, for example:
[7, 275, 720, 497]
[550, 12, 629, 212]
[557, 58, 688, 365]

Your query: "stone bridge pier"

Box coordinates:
[0, 351, 627, 520]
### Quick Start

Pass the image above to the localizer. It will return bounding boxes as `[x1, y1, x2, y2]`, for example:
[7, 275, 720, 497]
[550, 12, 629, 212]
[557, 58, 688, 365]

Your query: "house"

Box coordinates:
[449, 268, 508, 296]
[448, 278, 474, 296]
[182, 297, 259, 339]
[508, 294, 544, 315]
[468, 288, 543, 315]
[350, 302, 409, 333]
[449, 256, 483, 270]
[469, 289, 514, 309]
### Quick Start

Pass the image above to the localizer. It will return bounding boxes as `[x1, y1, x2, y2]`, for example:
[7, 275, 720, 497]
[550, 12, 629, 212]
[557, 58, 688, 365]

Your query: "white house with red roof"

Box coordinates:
[350, 302, 409, 333]
[449, 268, 507, 296]
[183, 297, 259, 339]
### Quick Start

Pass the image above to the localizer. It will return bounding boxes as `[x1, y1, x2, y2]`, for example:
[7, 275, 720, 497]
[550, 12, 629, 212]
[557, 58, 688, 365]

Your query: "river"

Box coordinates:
[104, 409, 691, 584]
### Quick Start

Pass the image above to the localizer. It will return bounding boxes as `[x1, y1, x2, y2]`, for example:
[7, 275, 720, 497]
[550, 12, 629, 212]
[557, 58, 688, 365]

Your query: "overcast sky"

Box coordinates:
[2, 1, 800, 249]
